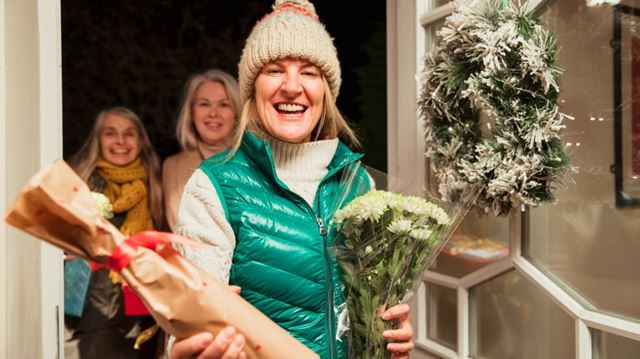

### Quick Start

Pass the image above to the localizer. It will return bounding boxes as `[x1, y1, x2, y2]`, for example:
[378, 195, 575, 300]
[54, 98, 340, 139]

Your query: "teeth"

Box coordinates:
[277, 103, 305, 112]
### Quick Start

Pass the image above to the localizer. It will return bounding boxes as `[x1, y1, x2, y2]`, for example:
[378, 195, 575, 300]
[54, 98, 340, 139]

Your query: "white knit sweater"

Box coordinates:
[175, 136, 339, 284]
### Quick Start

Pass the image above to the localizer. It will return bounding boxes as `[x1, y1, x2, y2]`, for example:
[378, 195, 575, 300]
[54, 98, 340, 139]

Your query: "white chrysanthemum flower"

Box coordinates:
[387, 218, 413, 234]
[357, 199, 387, 223]
[336, 190, 450, 231]
[397, 196, 424, 214]
[92, 192, 113, 219]
[336, 190, 390, 225]
[409, 228, 433, 241]
[430, 207, 450, 225]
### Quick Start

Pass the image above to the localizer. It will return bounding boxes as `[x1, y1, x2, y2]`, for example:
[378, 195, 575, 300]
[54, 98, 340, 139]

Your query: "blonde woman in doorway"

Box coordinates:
[162, 69, 241, 232]
[65, 107, 163, 359]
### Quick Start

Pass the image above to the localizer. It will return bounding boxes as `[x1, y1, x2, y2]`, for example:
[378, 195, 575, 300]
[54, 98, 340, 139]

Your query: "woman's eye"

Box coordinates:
[302, 71, 319, 77]
[219, 101, 230, 108]
[265, 67, 283, 75]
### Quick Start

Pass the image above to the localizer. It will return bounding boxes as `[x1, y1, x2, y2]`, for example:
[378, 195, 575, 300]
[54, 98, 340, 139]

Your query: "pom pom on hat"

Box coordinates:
[238, 0, 341, 103]
[273, 0, 318, 18]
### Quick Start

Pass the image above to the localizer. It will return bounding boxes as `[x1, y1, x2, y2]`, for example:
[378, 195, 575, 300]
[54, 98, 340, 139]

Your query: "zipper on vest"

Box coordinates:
[316, 217, 328, 236]
[316, 215, 335, 359]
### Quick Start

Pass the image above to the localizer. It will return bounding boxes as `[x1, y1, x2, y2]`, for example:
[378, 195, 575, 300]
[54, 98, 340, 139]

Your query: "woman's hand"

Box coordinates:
[170, 328, 246, 359]
[381, 303, 414, 359]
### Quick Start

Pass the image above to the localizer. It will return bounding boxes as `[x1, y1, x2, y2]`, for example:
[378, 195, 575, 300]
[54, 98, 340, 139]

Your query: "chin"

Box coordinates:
[276, 135, 307, 144]
[272, 128, 311, 143]
[202, 137, 226, 146]
[110, 158, 135, 166]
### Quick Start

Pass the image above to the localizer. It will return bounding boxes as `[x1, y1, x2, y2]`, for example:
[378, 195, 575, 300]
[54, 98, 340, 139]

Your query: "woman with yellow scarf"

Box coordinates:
[65, 107, 164, 359]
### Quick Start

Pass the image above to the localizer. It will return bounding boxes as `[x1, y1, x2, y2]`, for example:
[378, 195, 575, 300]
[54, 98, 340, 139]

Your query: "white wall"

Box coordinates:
[1, 0, 63, 357]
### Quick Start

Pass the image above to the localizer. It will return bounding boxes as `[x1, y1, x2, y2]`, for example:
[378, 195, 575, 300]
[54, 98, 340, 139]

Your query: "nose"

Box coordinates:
[281, 73, 302, 96]
[115, 133, 126, 144]
[209, 105, 218, 117]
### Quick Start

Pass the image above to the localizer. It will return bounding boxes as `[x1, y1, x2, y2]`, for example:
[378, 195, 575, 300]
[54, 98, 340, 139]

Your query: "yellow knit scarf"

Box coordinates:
[95, 158, 158, 348]
[95, 158, 154, 236]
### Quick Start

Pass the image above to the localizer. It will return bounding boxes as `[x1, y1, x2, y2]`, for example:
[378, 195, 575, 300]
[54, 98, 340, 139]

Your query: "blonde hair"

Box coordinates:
[229, 77, 359, 155]
[175, 69, 241, 151]
[68, 107, 164, 229]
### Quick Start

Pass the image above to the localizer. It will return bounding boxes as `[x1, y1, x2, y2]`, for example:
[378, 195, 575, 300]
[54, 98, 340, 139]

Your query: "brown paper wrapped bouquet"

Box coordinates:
[4, 159, 318, 359]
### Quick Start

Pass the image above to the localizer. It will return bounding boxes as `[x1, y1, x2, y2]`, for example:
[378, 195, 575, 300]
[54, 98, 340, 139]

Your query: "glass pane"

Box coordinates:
[594, 330, 640, 359]
[470, 270, 575, 359]
[430, 210, 509, 277]
[526, 0, 640, 321]
[425, 19, 445, 51]
[426, 283, 457, 349]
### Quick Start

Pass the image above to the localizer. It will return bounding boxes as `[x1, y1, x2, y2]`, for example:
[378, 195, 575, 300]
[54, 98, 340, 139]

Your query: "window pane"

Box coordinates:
[435, 0, 450, 7]
[426, 283, 457, 349]
[430, 210, 509, 278]
[425, 19, 445, 51]
[594, 330, 640, 359]
[470, 270, 575, 359]
[526, 0, 640, 321]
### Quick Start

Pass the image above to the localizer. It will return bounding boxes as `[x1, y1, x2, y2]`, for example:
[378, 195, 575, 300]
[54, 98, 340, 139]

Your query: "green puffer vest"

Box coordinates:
[199, 133, 370, 359]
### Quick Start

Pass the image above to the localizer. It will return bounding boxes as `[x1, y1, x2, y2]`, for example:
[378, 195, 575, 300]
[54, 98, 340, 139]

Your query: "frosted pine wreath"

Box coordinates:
[419, 0, 573, 216]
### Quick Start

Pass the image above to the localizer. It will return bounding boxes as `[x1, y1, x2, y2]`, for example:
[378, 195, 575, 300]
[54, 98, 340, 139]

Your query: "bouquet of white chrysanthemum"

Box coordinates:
[91, 191, 113, 219]
[330, 164, 477, 358]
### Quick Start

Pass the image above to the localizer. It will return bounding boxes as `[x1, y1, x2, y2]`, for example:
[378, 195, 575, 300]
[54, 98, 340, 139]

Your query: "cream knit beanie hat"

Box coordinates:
[238, 0, 341, 103]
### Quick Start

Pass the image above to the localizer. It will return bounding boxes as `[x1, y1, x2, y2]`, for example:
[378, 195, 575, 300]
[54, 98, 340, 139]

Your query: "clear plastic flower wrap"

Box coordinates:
[329, 162, 479, 358]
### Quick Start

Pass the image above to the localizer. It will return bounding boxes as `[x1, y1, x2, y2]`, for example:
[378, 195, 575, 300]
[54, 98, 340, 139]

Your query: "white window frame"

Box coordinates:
[387, 0, 640, 358]
[38, 0, 65, 357]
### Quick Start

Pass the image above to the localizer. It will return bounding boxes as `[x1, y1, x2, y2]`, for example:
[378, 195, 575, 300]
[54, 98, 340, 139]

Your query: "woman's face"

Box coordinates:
[254, 58, 325, 143]
[192, 81, 236, 146]
[99, 114, 142, 166]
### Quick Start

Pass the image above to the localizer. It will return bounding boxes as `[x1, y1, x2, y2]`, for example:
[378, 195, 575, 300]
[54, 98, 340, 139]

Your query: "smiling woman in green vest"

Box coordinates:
[169, 1, 414, 358]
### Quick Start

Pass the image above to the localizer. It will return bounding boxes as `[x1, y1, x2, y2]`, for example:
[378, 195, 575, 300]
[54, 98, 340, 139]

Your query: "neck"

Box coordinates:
[264, 135, 339, 206]
[267, 136, 338, 170]
[197, 140, 227, 160]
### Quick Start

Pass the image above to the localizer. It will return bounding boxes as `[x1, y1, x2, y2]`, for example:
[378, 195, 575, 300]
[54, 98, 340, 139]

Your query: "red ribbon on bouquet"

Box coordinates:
[90, 230, 203, 272]
[89, 230, 205, 315]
